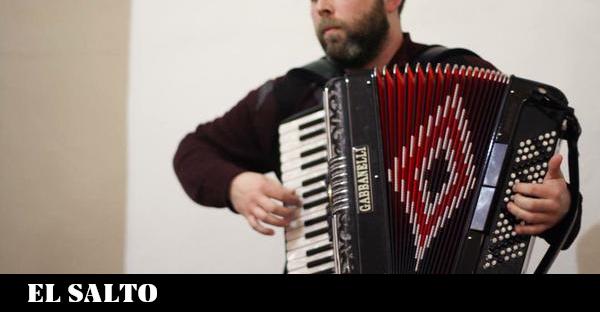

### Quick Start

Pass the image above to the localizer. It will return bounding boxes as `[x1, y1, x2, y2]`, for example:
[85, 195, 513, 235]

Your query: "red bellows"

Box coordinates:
[375, 64, 508, 273]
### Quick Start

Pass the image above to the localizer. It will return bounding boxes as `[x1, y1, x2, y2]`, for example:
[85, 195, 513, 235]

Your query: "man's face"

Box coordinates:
[311, 0, 390, 68]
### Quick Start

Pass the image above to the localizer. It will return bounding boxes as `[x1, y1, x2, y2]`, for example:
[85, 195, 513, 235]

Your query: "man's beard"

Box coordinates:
[317, 1, 389, 69]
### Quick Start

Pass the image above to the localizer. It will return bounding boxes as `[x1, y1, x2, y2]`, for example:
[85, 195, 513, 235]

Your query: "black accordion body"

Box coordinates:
[279, 63, 580, 274]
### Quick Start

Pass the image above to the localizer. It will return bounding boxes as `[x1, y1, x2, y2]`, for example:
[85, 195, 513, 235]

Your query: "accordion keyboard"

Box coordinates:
[279, 108, 334, 274]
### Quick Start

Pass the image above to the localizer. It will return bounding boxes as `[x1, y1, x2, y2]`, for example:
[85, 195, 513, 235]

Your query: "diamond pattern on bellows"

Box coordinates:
[400, 84, 477, 271]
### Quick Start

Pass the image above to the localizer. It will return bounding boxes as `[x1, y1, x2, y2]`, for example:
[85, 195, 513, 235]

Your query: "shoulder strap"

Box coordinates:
[413, 44, 481, 66]
[299, 57, 344, 84]
[274, 57, 343, 119]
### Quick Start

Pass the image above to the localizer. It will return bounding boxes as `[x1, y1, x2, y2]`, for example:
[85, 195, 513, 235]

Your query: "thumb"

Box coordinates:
[544, 154, 564, 181]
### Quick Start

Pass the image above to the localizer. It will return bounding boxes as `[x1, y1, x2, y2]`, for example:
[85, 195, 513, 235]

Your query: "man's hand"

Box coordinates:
[229, 172, 302, 236]
[507, 154, 571, 235]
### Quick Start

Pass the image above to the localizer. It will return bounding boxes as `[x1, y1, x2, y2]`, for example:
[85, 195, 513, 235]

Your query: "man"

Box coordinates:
[173, 0, 580, 254]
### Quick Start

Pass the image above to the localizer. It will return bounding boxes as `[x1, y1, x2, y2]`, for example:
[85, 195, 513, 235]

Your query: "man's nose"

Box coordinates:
[314, 0, 334, 17]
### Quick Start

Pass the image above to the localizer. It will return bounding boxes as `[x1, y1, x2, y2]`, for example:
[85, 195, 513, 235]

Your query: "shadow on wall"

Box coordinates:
[577, 222, 600, 273]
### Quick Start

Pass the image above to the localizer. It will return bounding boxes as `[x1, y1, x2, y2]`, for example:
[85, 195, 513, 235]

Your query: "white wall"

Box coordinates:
[127, 0, 600, 273]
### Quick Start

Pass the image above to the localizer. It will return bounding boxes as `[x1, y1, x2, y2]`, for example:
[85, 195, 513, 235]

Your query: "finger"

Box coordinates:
[253, 206, 289, 227]
[512, 194, 553, 213]
[247, 214, 274, 236]
[513, 182, 552, 199]
[258, 196, 295, 219]
[515, 223, 549, 235]
[506, 202, 549, 224]
[263, 180, 302, 207]
[544, 154, 564, 180]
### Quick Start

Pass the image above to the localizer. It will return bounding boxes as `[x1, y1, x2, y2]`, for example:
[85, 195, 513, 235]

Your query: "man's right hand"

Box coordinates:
[229, 172, 302, 236]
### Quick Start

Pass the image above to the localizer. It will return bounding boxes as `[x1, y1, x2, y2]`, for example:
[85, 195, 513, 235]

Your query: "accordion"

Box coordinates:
[278, 63, 580, 274]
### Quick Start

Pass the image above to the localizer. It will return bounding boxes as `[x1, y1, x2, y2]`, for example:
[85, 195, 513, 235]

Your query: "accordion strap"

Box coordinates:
[534, 108, 582, 274]
[412, 45, 482, 66]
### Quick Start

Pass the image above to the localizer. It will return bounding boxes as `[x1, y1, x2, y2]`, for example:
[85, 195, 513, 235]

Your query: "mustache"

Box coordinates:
[318, 19, 346, 33]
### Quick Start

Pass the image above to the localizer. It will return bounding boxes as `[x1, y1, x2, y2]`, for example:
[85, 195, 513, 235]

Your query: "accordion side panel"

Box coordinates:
[458, 77, 569, 274]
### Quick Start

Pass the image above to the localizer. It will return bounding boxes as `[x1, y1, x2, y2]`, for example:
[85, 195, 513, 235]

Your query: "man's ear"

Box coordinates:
[384, 0, 403, 14]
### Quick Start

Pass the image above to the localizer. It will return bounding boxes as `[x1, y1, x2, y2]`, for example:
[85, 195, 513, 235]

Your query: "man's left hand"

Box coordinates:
[506, 154, 571, 235]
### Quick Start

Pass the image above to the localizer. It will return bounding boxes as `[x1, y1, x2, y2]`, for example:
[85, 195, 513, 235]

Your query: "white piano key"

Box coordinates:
[279, 123, 325, 143]
[280, 140, 327, 162]
[287, 206, 328, 230]
[287, 249, 335, 272]
[281, 168, 327, 189]
[299, 203, 327, 218]
[288, 260, 334, 274]
[286, 232, 330, 251]
[303, 190, 328, 204]
[286, 239, 332, 261]
[293, 180, 327, 199]
[282, 162, 327, 182]
[285, 220, 329, 241]
[280, 128, 325, 146]
[279, 134, 327, 154]
[278, 110, 325, 135]
[281, 151, 328, 173]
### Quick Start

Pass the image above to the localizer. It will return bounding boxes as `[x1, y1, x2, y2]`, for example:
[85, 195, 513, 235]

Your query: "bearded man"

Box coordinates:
[173, 0, 580, 271]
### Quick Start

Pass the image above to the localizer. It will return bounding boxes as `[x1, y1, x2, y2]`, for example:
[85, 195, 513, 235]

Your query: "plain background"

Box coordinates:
[0, 0, 128, 273]
[1, 0, 598, 274]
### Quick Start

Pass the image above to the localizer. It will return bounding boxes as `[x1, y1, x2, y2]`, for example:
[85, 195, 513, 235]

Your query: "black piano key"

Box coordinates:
[305, 227, 329, 239]
[301, 157, 327, 170]
[304, 214, 328, 227]
[300, 128, 326, 141]
[302, 186, 327, 199]
[302, 174, 327, 187]
[303, 197, 328, 210]
[300, 145, 327, 158]
[307, 255, 334, 268]
[314, 268, 335, 274]
[306, 243, 332, 257]
[299, 118, 324, 130]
